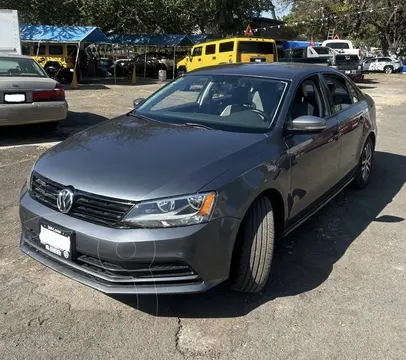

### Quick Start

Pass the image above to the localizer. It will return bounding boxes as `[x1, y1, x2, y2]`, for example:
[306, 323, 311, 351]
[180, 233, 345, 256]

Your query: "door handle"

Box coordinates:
[213, 56, 216, 60]
[198, 58, 201, 61]
[333, 129, 341, 141]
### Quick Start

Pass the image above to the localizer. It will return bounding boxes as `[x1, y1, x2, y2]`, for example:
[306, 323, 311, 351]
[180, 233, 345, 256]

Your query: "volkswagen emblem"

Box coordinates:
[57, 188, 74, 213]
[345, 55, 350, 60]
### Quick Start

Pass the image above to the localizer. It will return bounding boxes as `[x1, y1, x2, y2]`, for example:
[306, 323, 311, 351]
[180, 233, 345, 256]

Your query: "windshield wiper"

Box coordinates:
[184, 122, 214, 130]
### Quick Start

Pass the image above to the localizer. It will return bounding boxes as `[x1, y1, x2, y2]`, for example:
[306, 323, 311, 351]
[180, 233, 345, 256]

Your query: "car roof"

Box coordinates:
[0, 53, 33, 60]
[187, 63, 339, 81]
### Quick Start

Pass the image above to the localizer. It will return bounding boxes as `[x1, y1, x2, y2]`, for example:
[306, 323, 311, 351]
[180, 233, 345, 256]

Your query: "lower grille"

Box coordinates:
[76, 253, 198, 283]
[24, 234, 201, 287]
[30, 172, 135, 227]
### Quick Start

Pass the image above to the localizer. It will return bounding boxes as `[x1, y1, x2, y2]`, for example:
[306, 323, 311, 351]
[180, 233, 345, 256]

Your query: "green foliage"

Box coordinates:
[282, 0, 406, 53]
[0, 0, 276, 35]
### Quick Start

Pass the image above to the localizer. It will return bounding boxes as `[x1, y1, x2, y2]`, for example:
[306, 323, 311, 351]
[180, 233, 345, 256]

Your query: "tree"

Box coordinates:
[279, 0, 406, 54]
[0, 0, 277, 35]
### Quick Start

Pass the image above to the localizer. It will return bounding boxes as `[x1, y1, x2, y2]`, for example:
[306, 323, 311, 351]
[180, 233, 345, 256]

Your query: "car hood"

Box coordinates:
[35, 115, 266, 201]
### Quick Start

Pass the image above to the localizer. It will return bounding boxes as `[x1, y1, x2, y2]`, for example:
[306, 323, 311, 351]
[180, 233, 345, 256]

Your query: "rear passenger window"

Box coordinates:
[219, 42, 234, 52]
[323, 75, 353, 113]
[192, 46, 202, 56]
[67, 45, 77, 57]
[33, 45, 45, 55]
[205, 44, 216, 55]
[48, 45, 63, 55]
[22, 46, 31, 55]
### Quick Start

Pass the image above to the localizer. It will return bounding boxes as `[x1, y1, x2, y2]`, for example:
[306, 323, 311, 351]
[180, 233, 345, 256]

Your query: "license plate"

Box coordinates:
[345, 70, 351, 74]
[39, 222, 73, 260]
[255, 59, 262, 62]
[4, 93, 26, 103]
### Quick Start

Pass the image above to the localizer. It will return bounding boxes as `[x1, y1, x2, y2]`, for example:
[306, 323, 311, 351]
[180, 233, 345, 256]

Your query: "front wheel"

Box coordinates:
[384, 66, 393, 74]
[353, 137, 374, 189]
[230, 196, 275, 293]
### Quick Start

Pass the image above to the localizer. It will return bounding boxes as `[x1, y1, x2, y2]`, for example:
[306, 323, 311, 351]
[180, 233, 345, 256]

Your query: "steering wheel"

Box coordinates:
[251, 108, 270, 123]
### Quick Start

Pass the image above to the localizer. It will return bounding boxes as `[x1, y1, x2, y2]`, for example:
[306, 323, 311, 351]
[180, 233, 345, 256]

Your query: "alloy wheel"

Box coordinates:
[361, 142, 372, 181]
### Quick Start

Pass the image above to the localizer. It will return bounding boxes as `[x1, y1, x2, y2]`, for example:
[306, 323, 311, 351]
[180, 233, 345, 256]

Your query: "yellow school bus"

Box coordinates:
[22, 42, 77, 83]
[177, 37, 277, 74]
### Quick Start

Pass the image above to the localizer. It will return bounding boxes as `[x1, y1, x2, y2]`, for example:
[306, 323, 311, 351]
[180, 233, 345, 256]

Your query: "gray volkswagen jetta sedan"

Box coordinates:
[19, 63, 377, 294]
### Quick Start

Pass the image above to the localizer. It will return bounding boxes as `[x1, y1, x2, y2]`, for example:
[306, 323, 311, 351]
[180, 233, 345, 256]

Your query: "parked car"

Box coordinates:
[110, 58, 134, 77]
[19, 63, 377, 295]
[361, 57, 403, 74]
[279, 46, 363, 82]
[134, 52, 182, 78]
[0, 54, 68, 126]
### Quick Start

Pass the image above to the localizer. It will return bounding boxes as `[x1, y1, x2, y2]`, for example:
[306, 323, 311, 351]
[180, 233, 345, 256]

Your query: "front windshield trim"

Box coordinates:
[136, 74, 290, 134]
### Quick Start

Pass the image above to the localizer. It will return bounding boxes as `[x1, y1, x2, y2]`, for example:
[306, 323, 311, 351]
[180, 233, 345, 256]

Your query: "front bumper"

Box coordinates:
[19, 191, 240, 294]
[338, 69, 362, 76]
[0, 101, 68, 126]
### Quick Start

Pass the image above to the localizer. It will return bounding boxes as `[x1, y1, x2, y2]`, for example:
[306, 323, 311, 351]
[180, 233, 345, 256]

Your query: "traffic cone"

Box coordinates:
[71, 70, 79, 89]
[131, 66, 136, 85]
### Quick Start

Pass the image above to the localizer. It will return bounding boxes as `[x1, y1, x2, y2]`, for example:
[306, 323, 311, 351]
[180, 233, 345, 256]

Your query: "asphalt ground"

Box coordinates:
[0, 74, 405, 360]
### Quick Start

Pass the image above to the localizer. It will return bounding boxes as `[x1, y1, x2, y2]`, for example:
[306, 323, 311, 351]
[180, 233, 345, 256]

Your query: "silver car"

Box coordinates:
[0, 54, 68, 126]
[361, 57, 403, 74]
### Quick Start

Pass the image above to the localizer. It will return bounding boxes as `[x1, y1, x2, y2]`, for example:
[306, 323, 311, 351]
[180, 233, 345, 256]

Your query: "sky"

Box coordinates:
[262, 3, 292, 19]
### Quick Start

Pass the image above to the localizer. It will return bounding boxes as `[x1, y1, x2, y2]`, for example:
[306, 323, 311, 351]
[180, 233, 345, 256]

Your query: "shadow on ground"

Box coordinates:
[75, 77, 171, 88]
[0, 111, 108, 147]
[114, 151, 405, 318]
[362, 78, 380, 84]
[358, 77, 379, 90]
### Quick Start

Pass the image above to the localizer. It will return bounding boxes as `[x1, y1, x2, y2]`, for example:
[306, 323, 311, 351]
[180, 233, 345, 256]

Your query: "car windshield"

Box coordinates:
[0, 57, 47, 77]
[135, 74, 288, 133]
[324, 42, 350, 49]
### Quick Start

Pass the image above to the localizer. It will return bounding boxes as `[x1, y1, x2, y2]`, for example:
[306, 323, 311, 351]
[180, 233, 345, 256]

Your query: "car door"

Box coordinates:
[362, 58, 375, 71]
[284, 74, 341, 223]
[187, 46, 203, 71]
[320, 73, 367, 179]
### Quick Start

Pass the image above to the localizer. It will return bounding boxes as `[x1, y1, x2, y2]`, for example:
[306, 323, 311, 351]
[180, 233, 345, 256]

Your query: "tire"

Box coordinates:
[353, 136, 374, 189]
[384, 66, 393, 74]
[230, 196, 275, 293]
[44, 66, 58, 79]
[177, 66, 186, 77]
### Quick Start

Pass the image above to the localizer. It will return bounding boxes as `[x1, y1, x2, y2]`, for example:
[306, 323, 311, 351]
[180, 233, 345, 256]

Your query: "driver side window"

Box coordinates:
[289, 76, 324, 121]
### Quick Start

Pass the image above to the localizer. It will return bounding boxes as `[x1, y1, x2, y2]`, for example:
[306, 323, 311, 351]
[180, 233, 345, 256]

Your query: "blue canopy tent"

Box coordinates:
[20, 25, 109, 43]
[107, 34, 195, 79]
[20, 25, 110, 84]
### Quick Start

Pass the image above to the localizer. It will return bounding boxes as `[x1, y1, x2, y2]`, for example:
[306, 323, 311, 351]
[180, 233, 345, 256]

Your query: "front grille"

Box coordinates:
[30, 172, 135, 227]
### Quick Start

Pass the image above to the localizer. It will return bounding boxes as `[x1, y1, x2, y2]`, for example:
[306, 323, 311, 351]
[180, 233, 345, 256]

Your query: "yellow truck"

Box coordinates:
[22, 42, 77, 83]
[177, 37, 277, 75]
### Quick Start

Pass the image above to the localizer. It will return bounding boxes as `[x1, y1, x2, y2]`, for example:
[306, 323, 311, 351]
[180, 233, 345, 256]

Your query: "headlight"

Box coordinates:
[26, 163, 36, 191]
[122, 192, 217, 228]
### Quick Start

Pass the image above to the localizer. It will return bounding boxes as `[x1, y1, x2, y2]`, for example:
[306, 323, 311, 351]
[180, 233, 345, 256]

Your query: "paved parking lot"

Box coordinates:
[1, 74, 406, 360]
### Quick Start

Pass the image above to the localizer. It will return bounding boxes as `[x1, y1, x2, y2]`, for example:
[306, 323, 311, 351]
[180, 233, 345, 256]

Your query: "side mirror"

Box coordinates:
[133, 98, 146, 109]
[286, 115, 327, 134]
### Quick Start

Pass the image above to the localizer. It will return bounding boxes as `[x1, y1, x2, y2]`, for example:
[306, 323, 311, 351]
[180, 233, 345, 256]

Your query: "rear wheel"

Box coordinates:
[384, 66, 393, 74]
[353, 137, 374, 189]
[230, 196, 275, 293]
